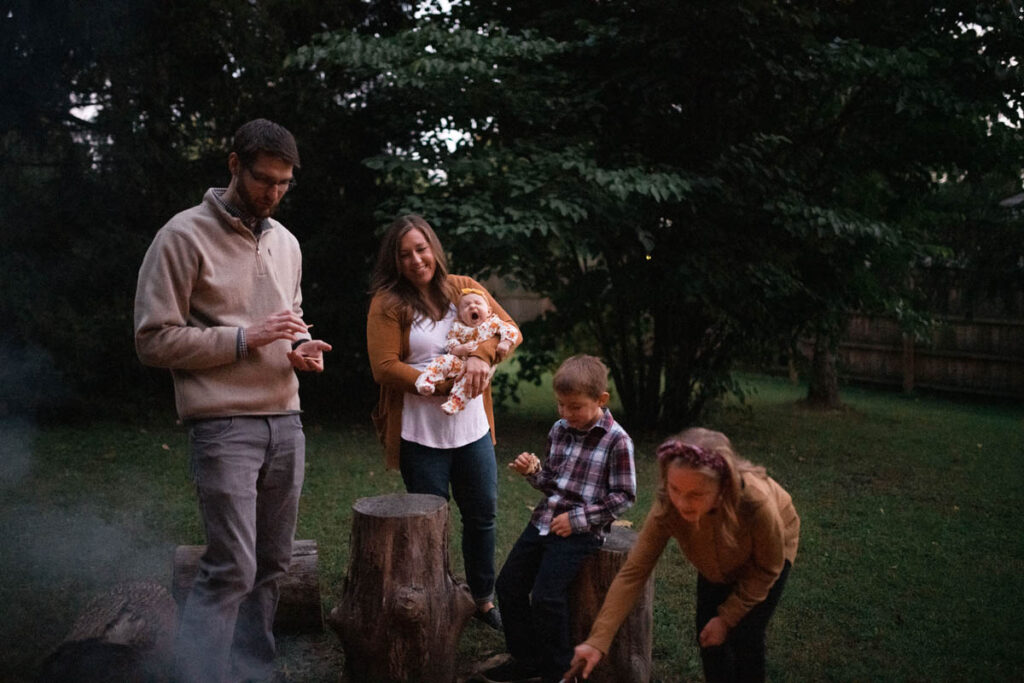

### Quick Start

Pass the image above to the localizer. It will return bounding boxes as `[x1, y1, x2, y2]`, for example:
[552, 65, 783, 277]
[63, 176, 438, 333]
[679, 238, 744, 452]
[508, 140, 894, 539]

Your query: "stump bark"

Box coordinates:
[328, 493, 475, 683]
[39, 580, 177, 682]
[570, 525, 654, 683]
[171, 538, 323, 634]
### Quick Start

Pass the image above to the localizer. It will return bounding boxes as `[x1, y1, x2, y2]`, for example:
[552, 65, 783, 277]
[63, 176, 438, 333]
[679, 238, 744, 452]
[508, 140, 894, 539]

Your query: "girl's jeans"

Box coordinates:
[696, 559, 792, 683]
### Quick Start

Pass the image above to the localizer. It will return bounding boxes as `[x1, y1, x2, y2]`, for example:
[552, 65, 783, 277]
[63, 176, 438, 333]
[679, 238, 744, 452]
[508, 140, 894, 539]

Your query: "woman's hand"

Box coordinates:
[570, 643, 603, 679]
[458, 355, 491, 398]
[699, 616, 729, 648]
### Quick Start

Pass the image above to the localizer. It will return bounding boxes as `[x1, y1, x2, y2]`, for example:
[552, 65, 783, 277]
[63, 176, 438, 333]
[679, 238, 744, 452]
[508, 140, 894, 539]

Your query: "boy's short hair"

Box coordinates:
[553, 354, 609, 399]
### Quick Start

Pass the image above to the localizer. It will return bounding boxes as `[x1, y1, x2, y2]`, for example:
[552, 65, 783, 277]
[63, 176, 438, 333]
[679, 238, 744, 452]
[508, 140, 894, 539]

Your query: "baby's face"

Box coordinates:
[457, 293, 491, 326]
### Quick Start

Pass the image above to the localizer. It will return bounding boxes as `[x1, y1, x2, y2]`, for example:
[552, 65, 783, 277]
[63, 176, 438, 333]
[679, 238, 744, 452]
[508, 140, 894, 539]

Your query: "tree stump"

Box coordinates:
[172, 538, 323, 634]
[39, 580, 177, 682]
[328, 493, 475, 683]
[570, 525, 654, 683]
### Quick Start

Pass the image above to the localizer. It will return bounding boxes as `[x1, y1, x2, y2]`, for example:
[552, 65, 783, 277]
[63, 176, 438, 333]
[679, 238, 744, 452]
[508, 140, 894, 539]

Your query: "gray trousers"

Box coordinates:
[175, 414, 305, 683]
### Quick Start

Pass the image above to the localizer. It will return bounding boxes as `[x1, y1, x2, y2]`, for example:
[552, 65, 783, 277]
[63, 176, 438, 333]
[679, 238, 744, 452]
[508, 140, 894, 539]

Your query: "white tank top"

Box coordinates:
[401, 307, 490, 449]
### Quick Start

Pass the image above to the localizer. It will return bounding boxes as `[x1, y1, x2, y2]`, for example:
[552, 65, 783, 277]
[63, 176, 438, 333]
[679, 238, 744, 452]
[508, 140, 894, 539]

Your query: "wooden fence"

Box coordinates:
[487, 276, 1023, 400]
[837, 314, 1024, 399]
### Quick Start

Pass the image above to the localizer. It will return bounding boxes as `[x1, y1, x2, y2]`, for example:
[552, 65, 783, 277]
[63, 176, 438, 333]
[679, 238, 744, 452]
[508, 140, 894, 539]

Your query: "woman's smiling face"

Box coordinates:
[398, 228, 436, 290]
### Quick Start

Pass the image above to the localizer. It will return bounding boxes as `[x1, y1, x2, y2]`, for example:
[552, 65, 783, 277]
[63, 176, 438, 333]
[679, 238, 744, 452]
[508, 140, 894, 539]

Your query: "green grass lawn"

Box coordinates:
[1, 373, 1021, 681]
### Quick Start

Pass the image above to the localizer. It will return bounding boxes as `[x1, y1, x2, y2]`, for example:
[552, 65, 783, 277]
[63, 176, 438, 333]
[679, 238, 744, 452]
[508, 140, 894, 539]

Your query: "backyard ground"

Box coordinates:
[1, 373, 1021, 681]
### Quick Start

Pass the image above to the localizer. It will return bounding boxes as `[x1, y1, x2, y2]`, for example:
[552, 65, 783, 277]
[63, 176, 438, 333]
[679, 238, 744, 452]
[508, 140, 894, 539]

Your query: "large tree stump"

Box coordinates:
[570, 525, 654, 683]
[172, 538, 323, 634]
[328, 493, 475, 683]
[39, 580, 177, 682]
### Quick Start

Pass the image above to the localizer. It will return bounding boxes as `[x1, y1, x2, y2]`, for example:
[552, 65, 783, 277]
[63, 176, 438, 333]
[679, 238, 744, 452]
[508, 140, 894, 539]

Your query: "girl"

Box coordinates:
[571, 428, 799, 682]
[366, 214, 521, 629]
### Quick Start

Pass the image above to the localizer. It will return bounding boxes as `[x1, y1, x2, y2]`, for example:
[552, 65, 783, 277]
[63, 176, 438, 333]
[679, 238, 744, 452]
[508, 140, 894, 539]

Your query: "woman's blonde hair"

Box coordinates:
[369, 214, 457, 320]
[656, 427, 765, 550]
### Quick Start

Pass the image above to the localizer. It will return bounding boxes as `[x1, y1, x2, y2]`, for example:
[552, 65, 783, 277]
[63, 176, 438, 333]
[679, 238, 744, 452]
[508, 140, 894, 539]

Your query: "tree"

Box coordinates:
[0, 0, 412, 417]
[295, 0, 1023, 429]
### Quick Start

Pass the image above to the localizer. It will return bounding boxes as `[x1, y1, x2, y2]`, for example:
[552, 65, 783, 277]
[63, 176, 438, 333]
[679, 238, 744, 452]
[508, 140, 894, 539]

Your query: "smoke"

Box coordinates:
[0, 342, 69, 417]
[0, 416, 35, 488]
[0, 417, 177, 680]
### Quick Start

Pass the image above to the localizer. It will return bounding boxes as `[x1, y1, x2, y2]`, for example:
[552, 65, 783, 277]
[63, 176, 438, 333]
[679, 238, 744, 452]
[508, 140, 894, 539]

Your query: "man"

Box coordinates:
[134, 119, 330, 682]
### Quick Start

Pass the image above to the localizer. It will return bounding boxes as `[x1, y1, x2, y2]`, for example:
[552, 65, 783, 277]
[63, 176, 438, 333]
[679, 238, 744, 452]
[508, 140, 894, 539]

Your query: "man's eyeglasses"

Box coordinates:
[244, 165, 296, 191]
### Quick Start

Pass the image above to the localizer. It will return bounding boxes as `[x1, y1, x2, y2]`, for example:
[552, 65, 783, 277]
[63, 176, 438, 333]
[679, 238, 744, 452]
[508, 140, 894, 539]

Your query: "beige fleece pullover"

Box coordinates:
[134, 188, 305, 419]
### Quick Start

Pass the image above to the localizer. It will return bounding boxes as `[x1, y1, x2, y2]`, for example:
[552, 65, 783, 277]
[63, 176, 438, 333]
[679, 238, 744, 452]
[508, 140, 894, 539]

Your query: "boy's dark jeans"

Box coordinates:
[696, 559, 792, 683]
[496, 523, 601, 682]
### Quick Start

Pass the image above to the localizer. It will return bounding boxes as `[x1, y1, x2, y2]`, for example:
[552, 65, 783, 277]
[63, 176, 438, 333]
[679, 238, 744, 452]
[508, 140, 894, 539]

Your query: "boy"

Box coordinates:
[482, 355, 636, 683]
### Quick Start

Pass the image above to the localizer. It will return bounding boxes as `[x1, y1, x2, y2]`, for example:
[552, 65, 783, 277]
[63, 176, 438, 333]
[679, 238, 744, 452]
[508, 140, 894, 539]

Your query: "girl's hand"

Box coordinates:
[570, 643, 603, 679]
[699, 616, 728, 648]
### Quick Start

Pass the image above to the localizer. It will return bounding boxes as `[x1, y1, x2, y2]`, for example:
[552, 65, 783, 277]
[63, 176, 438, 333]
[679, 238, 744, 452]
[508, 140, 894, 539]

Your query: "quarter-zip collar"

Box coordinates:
[211, 187, 271, 238]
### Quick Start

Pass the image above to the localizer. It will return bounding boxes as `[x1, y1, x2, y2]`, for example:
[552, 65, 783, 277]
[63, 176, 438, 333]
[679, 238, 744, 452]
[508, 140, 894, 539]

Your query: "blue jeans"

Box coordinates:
[399, 433, 498, 605]
[496, 523, 602, 682]
[696, 560, 792, 683]
[177, 415, 305, 683]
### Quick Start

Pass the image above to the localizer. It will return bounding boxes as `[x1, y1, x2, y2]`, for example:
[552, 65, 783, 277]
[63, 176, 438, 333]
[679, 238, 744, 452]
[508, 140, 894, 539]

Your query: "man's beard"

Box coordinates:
[236, 180, 278, 219]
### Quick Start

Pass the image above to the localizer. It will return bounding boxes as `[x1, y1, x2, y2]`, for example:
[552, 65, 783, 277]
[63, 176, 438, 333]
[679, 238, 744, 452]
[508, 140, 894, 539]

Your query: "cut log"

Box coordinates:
[39, 580, 177, 682]
[171, 538, 323, 634]
[328, 493, 476, 683]
[570, 525, 654, 683]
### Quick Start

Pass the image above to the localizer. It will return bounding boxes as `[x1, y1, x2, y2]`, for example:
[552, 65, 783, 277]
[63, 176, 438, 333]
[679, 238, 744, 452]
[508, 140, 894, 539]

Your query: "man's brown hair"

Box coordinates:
[232, 118, 300, 168]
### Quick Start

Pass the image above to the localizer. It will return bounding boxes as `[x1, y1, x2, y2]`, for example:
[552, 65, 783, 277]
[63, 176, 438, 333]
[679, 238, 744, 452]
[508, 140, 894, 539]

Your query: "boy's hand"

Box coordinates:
[508, 452, 540, 475]
[550, 512, 573, 537]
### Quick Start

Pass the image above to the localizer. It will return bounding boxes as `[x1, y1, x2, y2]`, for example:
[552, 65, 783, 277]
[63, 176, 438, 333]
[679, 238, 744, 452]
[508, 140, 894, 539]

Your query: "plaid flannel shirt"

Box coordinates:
[527, 408, 636, 538]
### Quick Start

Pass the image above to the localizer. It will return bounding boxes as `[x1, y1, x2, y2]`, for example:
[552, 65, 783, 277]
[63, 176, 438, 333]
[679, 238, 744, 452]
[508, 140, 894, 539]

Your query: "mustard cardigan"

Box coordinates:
[366, 274, 522, 470]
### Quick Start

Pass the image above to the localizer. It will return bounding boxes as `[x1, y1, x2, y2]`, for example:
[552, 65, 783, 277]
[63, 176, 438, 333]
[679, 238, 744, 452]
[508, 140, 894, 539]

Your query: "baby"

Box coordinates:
[416, 288, 520, 415]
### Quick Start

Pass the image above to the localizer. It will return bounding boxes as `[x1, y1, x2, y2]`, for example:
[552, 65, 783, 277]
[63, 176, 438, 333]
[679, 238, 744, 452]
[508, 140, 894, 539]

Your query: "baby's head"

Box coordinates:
[456, 288, 491, 327]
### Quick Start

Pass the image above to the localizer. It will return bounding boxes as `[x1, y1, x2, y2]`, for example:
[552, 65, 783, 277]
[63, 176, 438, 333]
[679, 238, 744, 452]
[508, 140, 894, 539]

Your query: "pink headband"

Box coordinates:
[656, 439, 727, 475]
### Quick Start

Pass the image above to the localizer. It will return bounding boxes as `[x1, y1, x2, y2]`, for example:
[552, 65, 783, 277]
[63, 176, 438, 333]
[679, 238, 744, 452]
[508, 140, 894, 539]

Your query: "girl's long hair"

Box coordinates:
[369, 214, 457, 320]
[656, 427, 766, 550]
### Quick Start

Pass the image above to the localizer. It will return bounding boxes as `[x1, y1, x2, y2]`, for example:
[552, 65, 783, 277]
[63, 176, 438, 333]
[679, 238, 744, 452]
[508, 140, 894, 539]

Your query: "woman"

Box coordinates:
[366, 214, 520, 629]
[571, 428, 799, 682]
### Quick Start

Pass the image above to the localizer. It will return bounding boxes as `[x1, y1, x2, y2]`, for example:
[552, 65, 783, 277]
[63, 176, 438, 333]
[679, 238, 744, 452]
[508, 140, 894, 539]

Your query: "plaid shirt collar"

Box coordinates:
[560, 406, 614, 438]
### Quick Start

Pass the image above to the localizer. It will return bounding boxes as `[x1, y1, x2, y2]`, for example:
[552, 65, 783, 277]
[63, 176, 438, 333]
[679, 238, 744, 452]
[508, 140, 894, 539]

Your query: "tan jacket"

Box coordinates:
[134, 188, 305, 419]
[585, 473, 799, 653]
[366, 274, 521, 469]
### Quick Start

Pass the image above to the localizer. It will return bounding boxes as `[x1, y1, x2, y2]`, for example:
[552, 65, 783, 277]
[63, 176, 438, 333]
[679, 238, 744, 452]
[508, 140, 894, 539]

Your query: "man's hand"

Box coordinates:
[287, 340, 332, 373]
[550, 512, 573, 537]
[699, 616, 729, 648]
[570, 643, 603, 679]
[457, 355, 491, 398]
[246, 310, 310, 349]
